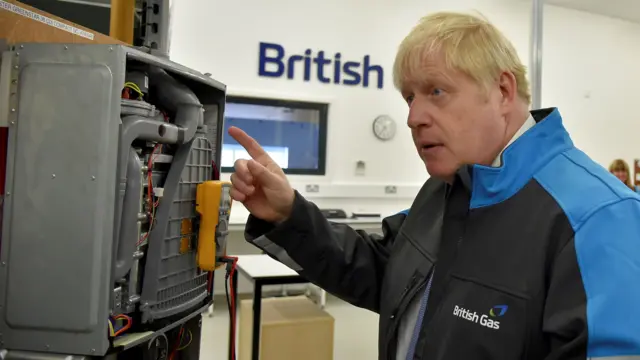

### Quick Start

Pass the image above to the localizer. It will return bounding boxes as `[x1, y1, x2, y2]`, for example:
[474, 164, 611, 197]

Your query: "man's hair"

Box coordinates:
[393, 11, 531, 104]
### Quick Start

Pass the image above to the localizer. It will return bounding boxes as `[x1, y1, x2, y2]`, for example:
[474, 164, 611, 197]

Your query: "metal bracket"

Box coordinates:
[142, 0, 171, 58]
[0, 50, 18, 128]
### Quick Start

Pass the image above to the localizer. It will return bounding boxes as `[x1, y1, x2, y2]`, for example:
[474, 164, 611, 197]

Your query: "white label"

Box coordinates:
[453, 305, 502, 330]
[0, 0, 95, 40]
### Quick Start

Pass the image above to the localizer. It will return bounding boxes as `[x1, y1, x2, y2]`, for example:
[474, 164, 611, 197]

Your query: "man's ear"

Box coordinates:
[498, 71, 518, 107]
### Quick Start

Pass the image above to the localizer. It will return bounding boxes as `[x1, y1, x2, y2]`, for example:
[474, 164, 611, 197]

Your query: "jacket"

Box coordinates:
[245, 107, 640, 359]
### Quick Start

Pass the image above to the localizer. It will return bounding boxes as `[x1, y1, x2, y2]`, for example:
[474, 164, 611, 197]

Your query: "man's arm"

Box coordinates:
[244, 191, 407, 313]
[543, 198, 640, 359]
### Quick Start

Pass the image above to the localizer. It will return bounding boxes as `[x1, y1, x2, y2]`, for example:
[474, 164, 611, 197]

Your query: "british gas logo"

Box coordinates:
[489, 305, 508, 317]
[453, 304, 508, 330]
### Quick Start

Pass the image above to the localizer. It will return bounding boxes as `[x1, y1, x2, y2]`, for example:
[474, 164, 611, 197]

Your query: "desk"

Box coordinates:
[230, 255, 317, 360]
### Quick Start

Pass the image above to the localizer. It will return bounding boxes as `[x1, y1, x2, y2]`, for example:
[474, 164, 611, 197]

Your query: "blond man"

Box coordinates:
[228, 11, 640, 359]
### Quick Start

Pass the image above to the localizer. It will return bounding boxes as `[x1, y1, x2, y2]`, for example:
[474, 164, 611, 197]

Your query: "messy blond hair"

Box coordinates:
[393, 11, 531, 104]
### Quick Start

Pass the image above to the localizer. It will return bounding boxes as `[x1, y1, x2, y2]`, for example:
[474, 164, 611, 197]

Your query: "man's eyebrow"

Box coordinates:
[416, 73, 449, 88]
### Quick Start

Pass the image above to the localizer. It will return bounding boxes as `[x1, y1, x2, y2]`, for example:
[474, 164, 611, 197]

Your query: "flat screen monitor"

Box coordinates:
[221, 96, 328, 175]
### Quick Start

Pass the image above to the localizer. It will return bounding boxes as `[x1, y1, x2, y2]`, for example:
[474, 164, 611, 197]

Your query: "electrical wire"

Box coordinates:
[168, 326, 182, 360]
[168, 325, 194, 360]
[208, 270, 214, 294]
[147, 334, 169, 360]
[108, 318, 115, 337]
[137, 144, 162, 247]
[225, 272, 231, 314]
[177, 330, 193, 351]
[124, 81, 144, 100]
[222, 256, 239, 360]
[206, 161, 220, 294]
[108, 314, 133, 338]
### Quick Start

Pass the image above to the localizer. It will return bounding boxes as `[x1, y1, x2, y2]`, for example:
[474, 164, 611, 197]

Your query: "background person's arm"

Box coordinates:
[543, 198, 640, 359]
[245, 191, 406, 313]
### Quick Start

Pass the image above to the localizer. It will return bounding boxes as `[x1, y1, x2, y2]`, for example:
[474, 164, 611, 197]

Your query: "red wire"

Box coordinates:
[226, 256, 239, 360]
[112, 315, 132, 337]
[212, 160, 220, 180]
[137, 145, 161, 247]
[169, 326, 184, 360]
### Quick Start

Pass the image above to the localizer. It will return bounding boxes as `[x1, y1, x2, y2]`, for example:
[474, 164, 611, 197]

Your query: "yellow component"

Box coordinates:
[180, 219, 193, 254]
[195, 181, 232, 271]
[110, 0, 136, 44]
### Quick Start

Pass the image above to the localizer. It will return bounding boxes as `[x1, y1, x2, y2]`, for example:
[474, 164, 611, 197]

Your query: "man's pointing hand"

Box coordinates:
[227, 126, 295, 223]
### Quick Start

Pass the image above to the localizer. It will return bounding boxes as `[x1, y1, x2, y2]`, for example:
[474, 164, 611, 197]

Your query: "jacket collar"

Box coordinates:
[492, 114, 536, 167]
[468, 107, 574, 209]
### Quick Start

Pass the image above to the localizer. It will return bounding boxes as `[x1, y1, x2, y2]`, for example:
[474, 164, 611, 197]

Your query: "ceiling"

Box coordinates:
[545, 0, 640, 24]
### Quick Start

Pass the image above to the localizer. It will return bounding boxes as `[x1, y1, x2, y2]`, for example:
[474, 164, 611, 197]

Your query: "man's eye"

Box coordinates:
[406, 95, 414, 106]
[431, 88, 443, 96]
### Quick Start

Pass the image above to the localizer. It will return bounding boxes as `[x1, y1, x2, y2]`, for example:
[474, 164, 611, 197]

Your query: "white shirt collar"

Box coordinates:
[492, 114, 536, 167]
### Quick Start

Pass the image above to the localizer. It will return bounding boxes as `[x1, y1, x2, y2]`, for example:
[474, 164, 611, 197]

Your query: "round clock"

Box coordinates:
[372, 115, 397, 141]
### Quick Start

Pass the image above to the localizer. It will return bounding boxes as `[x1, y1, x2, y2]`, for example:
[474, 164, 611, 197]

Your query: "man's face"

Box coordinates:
[402, 54, 510, 180]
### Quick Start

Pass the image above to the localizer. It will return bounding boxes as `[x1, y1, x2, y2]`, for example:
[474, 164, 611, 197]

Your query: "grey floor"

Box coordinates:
[200, 294, 379, 359]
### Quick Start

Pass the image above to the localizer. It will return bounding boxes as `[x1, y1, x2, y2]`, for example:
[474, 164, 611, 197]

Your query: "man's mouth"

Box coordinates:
[420, 144, 444, 157]
[421, 144, 443, 150]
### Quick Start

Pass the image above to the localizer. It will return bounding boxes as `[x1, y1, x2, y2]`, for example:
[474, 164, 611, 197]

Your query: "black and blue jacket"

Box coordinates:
[246, 108, 640, 359]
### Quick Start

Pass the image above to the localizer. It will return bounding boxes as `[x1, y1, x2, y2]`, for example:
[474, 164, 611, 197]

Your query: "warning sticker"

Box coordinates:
[0, 0, 95, 40]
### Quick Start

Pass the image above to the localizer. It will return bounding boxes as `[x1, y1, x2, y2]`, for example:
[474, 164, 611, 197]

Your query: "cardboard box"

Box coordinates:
[239, 296, 335, 360]
[0, 0, 124, 45]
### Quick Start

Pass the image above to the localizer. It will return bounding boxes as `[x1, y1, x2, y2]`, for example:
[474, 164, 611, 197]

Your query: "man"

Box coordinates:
[228, 11, 640, 360]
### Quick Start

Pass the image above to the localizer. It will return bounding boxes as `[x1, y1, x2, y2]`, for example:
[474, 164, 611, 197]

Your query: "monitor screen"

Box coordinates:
[221, 96, 328, 175]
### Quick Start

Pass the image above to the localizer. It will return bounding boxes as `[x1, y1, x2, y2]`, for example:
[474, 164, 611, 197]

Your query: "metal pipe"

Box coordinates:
[126, 164, 147, 307]
[149, 67, 203, 143]
[114, 150, 143, 280]
[530, 0, 544, 109]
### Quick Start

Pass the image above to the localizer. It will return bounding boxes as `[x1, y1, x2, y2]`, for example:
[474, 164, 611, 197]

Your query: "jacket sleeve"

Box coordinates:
[543, 198, 640, 359]
[244, 190, 407, 313]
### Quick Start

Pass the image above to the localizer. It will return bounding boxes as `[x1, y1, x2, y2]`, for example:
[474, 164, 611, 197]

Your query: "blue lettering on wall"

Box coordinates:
[258, 42, 384, 89]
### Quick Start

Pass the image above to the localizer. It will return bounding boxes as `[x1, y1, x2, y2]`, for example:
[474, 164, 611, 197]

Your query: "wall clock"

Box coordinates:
[372, 115, 396, 141]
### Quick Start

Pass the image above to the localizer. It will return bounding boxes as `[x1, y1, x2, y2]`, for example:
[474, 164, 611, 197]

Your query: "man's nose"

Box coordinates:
[407, 98, 433, 129]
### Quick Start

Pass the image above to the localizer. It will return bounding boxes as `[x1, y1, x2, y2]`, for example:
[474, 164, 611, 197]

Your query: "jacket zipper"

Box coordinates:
[390, 275, 419, 320]
[385, 271, 431, 358]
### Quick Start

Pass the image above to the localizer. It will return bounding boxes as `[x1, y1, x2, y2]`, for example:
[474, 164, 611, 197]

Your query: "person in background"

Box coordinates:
[227, 11, 640, 360]
[609, 158, 634, 190]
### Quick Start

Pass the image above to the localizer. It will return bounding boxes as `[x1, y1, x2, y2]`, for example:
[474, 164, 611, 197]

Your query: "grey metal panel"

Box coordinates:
[0, 43, 124, 356]
[203, 103, 222, 174]
[0, 350, 89, 359]
[140, 135, 212, 322]
[125, 46, 226, 93]
[0, 51, 17, 127]
[0, 42, 227, 354]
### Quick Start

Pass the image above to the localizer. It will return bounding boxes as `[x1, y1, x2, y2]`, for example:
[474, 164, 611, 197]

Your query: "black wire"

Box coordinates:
[147, 333, 169, 360]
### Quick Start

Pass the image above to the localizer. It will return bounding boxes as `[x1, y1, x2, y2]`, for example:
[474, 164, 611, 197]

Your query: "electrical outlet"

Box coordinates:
[306, 184, 320, 193]
[385, 185, 397, 194]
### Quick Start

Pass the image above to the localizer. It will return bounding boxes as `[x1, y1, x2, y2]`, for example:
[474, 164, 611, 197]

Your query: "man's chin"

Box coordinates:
[425, 163, 457, 183]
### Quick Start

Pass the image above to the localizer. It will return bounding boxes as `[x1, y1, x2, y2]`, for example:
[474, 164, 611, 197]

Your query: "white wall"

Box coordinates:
[170, 0, 640, 221]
